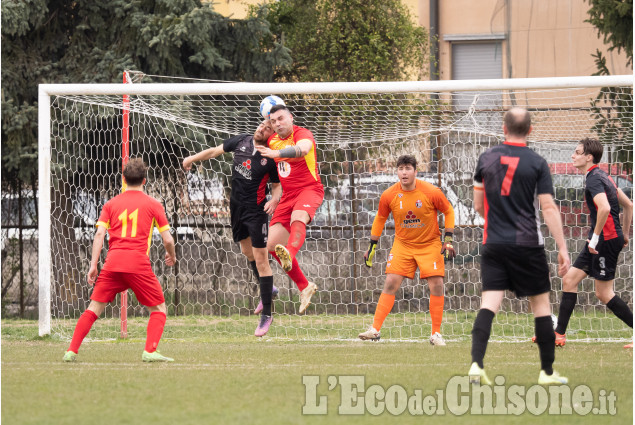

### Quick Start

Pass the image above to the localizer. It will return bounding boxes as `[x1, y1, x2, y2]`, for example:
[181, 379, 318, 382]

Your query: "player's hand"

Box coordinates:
[182, 157, 194, 171]
[255, 145, 279, 159]
[165, 253, 177, 267]
[87, 264, 98, 285]
[263, 197, 280, 215]
[586, 239, 599, 255]
[364, 240, 377, 268]
[440, 234, 456, 260]
[624, 235, 630, 248]
[557, 248, 571, 277]
[587, 233, 600, 254]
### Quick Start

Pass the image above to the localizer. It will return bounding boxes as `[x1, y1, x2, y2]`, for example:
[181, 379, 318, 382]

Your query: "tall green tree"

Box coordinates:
[1, 0, 291, 185]
[1, 0, 291, 309]
[252, 0, 428, 82]
[584, 0, 633, 171]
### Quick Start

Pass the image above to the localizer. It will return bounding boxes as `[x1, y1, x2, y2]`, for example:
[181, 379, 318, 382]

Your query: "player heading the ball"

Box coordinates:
[256, 104, 322, 314]
[183, 119, 282, 337]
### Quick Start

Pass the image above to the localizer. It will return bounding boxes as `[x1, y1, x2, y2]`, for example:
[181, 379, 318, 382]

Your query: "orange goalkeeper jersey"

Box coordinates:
[370, 179, 455, 245]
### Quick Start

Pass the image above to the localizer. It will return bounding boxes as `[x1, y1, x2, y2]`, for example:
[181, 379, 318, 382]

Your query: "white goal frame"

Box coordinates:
[38, 74, 633, 337]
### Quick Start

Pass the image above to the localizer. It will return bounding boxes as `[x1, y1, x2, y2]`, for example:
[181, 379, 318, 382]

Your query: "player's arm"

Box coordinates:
[616, 188, 633, 247]
[87, 225, 108, 285]
[539, 193, 571, 276]
[365, 194, 391, 267]
[264, 182, 282, 215]
[161, 229, 177, 266]
[256, 139, 313, 159]
[588, 192, 611, 253]
[182, 145, 225, 171]
[473, 182, 485, 217]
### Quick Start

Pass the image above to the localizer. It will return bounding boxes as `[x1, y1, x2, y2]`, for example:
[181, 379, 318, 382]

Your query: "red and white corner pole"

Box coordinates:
[120, 71, 131, 338]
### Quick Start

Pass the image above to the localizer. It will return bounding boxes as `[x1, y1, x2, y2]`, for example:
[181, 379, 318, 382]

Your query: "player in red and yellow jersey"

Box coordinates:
[358, 155, 456, 345]
[256, 104, 323, 313]
[63, 158, 177, 363]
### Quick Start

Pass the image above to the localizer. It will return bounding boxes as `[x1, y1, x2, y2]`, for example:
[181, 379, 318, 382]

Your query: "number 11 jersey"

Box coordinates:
[473, 141, 554, 247]
[96, 190, 171, 272]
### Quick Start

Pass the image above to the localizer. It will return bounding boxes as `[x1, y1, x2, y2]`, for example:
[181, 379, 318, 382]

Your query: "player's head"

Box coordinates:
[254, 119, 274, 145]
[503, 107, 532, 138]
[575, 138, 603, 164]
[123, 158, 147, 187]
[269, 105, 293, 138]
[396, 155, 417, 188]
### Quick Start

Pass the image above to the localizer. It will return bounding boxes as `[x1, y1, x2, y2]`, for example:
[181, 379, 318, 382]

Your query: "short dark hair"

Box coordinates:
[504, 108, 531, 137]
[269, 104, 290, 115]
[396, 155, 417, 169]
[579, 138, 603, 164]
[123, 158, 147, 186]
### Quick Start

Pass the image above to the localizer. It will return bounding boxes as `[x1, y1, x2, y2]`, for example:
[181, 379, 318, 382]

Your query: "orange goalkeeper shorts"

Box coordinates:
[385, 237, 444, 279]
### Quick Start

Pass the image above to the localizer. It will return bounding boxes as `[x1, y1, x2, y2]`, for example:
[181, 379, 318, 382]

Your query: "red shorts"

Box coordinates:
[271, 188, 324, 232]
[91, 269, 165, 307]
[385, 238, 444, 279]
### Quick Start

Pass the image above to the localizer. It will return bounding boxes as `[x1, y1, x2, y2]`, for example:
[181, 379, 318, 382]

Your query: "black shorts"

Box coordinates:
[230, 202, 269, 248]
[481, 244, 551, 297]
[573, 235, 624, 281]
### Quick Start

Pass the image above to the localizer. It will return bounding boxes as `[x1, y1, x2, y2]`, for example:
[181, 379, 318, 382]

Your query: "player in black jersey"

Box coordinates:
[469, 108, 571, 386]
[182, 120, 282, 336]
[555, 138, 633, 348]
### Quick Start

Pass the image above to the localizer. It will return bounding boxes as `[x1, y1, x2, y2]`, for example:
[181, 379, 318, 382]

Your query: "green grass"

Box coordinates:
[2, 319, 632, 425]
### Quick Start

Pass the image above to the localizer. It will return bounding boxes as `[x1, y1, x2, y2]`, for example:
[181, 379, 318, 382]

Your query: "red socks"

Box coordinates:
[68, 310, 98, 353]
[145, 311, 167, 353]
[269, 251, 309, 291]
[287, 221, 307, 259]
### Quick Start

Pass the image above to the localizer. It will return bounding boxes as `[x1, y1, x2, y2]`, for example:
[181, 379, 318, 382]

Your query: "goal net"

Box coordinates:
[39, 75, 633, 342]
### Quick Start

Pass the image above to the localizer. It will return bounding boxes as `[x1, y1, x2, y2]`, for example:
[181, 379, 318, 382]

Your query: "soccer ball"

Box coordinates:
[259, 95, 285, 118]
[551, 314, 558, 330]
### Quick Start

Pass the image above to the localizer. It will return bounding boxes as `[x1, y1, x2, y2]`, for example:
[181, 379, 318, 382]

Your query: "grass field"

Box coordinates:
[2, 318, 632, 425]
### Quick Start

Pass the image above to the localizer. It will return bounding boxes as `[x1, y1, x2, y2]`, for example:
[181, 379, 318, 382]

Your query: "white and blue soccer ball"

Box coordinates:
[260, 95, 285, 118]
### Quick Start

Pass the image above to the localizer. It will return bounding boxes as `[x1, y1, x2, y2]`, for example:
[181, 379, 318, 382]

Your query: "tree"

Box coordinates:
[585, 0, 633, 67]
[1, 0, 291, 312]
[251, 0, 428, 82]
[584, 0, 633, 172]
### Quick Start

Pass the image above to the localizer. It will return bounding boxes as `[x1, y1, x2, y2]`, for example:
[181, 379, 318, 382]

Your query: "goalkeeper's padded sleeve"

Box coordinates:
[365, 240, 378, 268]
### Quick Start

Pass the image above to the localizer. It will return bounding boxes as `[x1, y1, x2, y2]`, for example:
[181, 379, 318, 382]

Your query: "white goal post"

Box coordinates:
[38, 75, 633, 341]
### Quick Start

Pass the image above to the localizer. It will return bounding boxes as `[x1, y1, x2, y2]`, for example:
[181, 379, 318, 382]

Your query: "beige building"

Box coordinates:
[213, 0, 631, 79]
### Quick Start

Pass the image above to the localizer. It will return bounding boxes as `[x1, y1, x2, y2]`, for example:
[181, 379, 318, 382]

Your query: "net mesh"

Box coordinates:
[46, 77, 633, 341]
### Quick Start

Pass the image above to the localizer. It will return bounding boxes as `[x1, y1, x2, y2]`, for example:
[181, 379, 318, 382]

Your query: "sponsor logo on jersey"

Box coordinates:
[261, 158, 268, 166]
[398, 193, 403, 198]
[415, 200, 422, 208]
[235, 161, 252, 179]
[388, 254, 393, 261]
[240, 146, 246, 151]
[402, 210, 423, 228]
[277, 161, 291, 178]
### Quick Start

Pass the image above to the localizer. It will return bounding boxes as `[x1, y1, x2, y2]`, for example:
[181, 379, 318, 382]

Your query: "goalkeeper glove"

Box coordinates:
[364, 240, 378, 268]
[441, 232, 456, 260]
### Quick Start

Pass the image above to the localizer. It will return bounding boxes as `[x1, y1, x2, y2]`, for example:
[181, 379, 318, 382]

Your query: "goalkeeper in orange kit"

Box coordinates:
[359, 155, 456, 345]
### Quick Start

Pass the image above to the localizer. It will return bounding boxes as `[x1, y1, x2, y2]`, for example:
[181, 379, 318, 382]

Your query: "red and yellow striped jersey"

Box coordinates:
[96, 190, 170, 272]
[371, 179, 455, 245]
